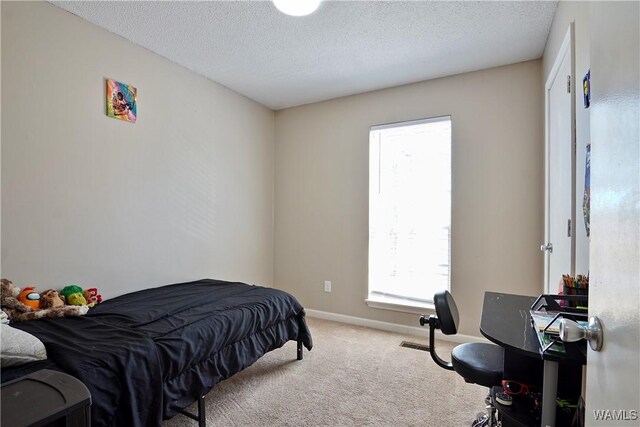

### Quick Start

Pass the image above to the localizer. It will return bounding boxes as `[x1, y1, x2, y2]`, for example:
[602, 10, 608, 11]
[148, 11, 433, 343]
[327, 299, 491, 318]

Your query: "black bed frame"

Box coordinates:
[176, 340, 304, 427]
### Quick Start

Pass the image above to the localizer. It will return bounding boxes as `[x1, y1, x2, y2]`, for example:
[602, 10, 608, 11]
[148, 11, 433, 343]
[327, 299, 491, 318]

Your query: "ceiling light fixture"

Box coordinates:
[273, 0, 321, 17]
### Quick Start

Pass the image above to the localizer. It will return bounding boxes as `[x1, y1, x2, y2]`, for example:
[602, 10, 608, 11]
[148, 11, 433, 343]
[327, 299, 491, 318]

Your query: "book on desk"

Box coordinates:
[529, 310, 587, 356]
[529, 294, 589, 357]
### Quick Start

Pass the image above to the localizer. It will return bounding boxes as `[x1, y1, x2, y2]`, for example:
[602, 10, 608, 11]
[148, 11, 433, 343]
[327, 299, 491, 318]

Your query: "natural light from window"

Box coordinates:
[368, 116, 451, 309]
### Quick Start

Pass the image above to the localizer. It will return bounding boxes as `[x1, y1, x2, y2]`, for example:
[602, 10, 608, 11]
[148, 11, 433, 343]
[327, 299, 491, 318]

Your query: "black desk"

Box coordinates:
[480, 292, 585, 427]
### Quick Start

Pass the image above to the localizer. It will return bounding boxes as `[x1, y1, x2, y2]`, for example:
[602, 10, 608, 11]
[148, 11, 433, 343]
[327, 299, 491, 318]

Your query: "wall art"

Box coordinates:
[106, 79, 137, 123]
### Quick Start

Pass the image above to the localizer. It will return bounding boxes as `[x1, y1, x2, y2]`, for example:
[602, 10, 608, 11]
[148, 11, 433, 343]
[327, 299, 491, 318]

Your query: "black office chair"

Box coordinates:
[420, 290, 504, 426]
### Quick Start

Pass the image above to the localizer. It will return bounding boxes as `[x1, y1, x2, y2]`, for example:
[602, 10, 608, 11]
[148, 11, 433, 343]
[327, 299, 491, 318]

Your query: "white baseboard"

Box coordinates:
[304, 308, 489, 344]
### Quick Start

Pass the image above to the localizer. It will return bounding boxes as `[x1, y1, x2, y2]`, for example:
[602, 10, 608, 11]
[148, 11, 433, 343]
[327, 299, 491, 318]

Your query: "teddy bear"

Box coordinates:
[1, 279, 89, 322]
[1, 279, 35, 319]
[39, 289, 65, 309]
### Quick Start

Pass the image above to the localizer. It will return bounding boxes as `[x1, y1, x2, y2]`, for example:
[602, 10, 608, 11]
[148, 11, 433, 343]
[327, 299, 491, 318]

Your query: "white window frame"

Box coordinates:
[366, 116, 452, 314]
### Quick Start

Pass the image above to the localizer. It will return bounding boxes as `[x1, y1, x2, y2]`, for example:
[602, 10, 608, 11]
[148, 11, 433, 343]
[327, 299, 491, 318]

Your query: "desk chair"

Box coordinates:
[420, 290, 504, 426]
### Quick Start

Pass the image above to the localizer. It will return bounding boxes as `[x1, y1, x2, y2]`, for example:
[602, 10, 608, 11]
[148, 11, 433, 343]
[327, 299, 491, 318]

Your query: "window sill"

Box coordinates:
[365, 296, 435, 315]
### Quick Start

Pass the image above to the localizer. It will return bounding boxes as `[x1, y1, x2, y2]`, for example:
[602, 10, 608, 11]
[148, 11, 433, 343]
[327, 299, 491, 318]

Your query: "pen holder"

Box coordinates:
[562, 284, 588, 307]
[561, 274, 589, 308]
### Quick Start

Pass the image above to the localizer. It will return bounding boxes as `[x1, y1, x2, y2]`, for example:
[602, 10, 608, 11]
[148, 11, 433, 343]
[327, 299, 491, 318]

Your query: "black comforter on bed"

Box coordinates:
[5, 279, 313, 427]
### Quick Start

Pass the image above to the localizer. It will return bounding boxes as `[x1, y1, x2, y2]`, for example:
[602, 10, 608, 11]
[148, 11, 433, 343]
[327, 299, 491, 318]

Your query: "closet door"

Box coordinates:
[543, 25, 575, 293]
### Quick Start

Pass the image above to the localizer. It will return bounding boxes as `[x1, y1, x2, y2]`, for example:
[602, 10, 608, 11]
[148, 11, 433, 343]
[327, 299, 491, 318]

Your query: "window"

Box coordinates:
[367, 116, 451, 311]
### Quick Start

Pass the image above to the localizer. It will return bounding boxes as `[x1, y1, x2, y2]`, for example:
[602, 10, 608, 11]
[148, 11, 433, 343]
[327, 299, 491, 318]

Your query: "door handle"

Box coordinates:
[540, 243, 553, 253]
[559, 317, 603, 351]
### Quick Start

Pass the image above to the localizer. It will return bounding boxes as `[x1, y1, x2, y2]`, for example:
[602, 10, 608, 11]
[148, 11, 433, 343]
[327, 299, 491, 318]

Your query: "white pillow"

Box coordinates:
[1, 324, 47, 367]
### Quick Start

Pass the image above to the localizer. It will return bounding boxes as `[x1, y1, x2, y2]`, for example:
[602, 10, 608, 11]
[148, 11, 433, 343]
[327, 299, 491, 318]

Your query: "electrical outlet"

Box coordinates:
[324, 281, 332, 293]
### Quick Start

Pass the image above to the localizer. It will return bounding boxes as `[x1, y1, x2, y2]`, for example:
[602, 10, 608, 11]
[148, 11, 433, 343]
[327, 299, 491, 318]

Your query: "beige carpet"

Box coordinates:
[163, 317, 488, 427]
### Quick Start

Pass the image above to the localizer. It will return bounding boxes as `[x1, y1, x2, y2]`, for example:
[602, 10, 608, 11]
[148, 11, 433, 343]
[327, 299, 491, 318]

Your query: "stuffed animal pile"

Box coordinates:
[1, 279, 103, 323]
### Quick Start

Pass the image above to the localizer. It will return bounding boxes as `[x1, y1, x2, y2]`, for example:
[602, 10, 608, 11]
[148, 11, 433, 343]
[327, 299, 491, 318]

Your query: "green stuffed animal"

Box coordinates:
[60, 285, 87, 306]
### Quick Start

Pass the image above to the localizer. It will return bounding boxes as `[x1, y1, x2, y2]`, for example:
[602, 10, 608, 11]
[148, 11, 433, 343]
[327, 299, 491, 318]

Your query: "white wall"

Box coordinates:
[1, 2, 275, 298]
[274, 60, 544, 337]
[1, 2, 550, 339]
[543, 1, 591, 277]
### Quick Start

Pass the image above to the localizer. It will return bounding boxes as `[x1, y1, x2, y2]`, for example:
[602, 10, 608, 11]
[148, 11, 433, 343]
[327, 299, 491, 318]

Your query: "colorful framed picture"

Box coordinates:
[106, 79, 137, 123]
[582, 69, 590, 108]
[583, 143, 591, 237]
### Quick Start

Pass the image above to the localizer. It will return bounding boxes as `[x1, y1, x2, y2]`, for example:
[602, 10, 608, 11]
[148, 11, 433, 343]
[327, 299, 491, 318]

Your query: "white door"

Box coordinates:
[544, 26, 575, 293]
[586, 2, 640, 425]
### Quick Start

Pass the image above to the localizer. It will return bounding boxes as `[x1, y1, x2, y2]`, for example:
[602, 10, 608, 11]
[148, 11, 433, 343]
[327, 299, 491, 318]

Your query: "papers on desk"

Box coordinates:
[530, 310, 565, 355]
[530, 310, 562, 335]
[530, 310, 586, 356]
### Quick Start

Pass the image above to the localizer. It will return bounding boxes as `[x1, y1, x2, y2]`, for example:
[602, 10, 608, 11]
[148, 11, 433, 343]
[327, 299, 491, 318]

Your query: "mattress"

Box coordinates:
[4, 279, 312, 427]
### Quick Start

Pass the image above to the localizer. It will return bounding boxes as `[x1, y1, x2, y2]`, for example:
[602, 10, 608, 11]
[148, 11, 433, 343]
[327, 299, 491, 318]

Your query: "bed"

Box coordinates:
[1, 278, 313, 427]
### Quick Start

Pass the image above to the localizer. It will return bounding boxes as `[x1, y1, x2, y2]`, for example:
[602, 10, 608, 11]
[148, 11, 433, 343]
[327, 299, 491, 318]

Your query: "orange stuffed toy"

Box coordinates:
[18, 287, 40, 310]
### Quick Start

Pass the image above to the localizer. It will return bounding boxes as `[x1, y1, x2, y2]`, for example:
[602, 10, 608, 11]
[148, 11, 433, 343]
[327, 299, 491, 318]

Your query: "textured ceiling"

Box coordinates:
[52, 1, 558, 110]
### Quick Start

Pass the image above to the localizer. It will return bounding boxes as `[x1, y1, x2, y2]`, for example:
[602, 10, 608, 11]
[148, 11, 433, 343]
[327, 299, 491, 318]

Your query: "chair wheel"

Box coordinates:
[472, 413, 489, 427]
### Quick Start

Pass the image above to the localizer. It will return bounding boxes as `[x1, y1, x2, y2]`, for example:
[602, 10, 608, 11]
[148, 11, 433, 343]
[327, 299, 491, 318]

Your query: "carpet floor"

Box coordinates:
[163, 317, 488, 427]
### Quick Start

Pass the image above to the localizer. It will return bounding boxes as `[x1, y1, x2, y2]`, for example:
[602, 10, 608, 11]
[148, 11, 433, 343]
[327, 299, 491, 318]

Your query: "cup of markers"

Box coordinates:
[562, 274, 589, 308]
